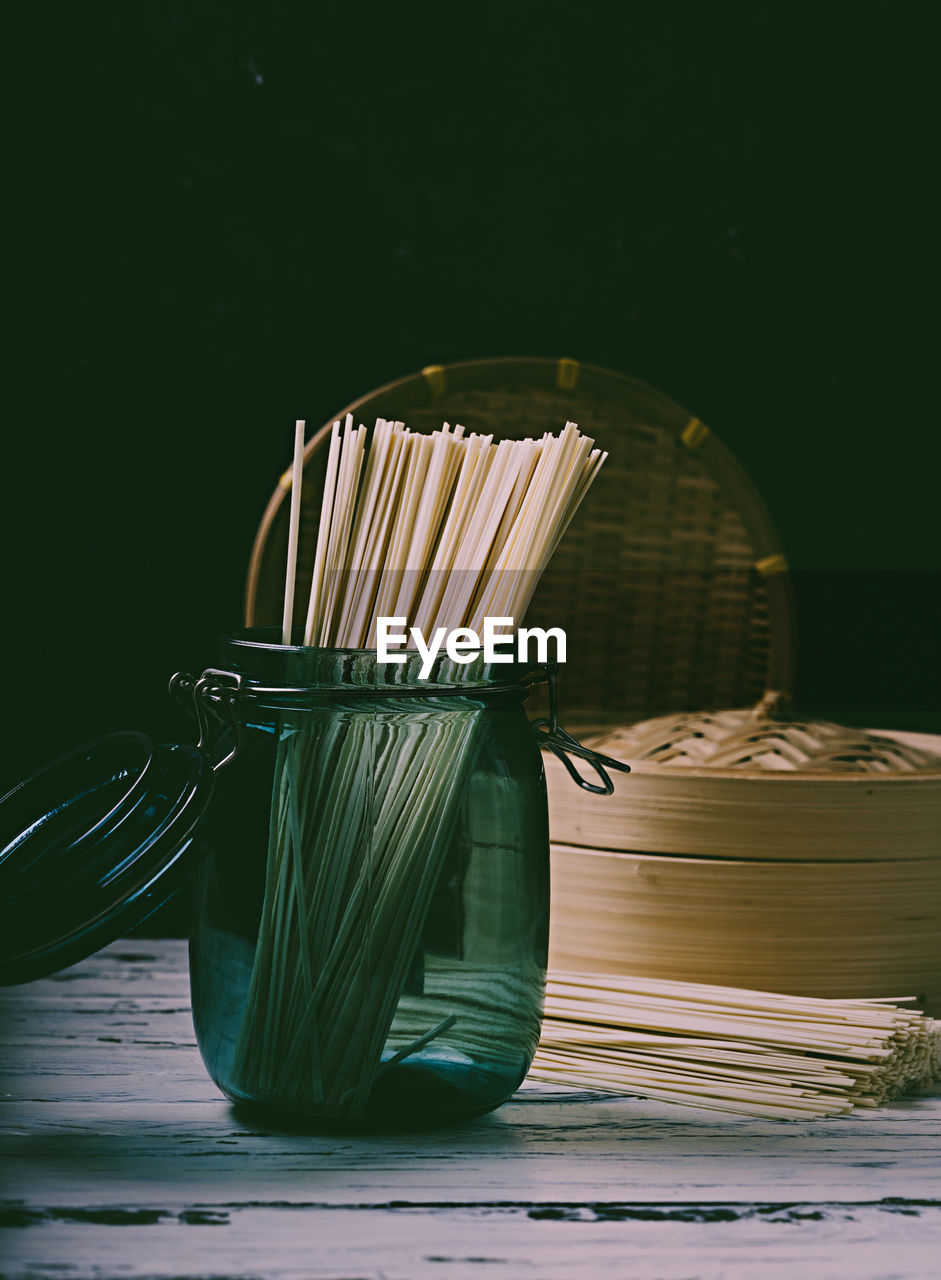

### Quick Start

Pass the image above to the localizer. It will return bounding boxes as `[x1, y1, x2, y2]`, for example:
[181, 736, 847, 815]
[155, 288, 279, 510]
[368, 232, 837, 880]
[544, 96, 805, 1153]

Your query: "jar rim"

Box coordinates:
[215, 627, 543, 699]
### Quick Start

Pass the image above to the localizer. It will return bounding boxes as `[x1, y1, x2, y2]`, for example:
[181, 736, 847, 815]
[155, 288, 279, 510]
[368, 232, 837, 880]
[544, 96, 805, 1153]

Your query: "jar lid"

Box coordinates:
[0, 730, 214, 985]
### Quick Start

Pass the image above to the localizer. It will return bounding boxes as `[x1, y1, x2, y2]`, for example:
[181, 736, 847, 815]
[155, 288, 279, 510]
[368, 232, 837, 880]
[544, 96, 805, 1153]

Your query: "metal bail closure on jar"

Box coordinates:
[172, 658, 630, 796]
[528, 663, 632, 795]
[177, 659, 629, 794]
[0, 672, 240, 987]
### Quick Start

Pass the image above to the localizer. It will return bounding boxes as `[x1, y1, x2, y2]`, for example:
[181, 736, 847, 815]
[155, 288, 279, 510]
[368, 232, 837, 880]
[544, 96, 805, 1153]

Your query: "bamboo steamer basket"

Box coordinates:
[547, 713, 941, 1011]
[244, 357, 795, 726]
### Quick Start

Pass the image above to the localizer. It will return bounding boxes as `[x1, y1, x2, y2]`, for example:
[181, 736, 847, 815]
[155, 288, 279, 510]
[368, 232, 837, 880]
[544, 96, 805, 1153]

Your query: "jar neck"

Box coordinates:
[216, 628, 538, 699]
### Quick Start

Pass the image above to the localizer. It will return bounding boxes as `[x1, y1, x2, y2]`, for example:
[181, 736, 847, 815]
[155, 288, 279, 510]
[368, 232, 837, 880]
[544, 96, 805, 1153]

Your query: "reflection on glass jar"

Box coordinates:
[189, 630, 549, 1128]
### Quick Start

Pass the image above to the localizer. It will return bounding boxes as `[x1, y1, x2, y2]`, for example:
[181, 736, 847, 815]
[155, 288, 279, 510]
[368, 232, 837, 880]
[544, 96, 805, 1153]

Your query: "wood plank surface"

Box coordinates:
[2, 940, 939, 1279]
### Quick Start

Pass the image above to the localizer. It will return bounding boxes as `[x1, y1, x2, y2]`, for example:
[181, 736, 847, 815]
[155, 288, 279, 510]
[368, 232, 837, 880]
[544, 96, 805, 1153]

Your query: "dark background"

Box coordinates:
[3, 3, 939, 930]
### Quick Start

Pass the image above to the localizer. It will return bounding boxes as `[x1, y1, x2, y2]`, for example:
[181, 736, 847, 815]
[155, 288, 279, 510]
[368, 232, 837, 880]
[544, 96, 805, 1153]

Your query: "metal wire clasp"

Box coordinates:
[167, 660, 626, 793]
[530, 663, 631, 796]
[169, 668, 242, 774]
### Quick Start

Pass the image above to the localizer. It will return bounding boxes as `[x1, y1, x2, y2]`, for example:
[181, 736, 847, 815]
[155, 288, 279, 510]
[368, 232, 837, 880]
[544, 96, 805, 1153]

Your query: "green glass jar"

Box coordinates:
[187, 629, 550, 1128]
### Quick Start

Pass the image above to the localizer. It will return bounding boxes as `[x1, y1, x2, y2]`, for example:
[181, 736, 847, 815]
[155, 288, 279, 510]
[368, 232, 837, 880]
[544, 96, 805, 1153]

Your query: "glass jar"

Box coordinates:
[187, 629, 550, 1128]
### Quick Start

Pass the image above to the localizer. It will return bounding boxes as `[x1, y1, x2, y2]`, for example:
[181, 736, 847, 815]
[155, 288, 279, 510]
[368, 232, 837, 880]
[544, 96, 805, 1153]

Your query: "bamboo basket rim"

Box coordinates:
[244, 355, 795, 702]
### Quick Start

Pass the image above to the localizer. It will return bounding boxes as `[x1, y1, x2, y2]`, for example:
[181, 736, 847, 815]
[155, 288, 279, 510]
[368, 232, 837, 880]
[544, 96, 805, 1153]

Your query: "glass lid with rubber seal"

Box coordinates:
[0, 730, 215, 985]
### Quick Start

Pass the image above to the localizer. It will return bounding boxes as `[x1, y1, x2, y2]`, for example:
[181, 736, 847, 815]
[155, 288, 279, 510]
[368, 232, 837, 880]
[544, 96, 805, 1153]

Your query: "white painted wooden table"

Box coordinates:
[2, 940, 939, 1279]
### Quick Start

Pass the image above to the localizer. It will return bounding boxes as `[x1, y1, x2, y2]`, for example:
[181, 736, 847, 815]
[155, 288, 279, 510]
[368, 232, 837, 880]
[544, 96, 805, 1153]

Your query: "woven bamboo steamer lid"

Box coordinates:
[244, 357, 795, 726]
[548, 707, 941, 861]
[547, 708, 941, 1010]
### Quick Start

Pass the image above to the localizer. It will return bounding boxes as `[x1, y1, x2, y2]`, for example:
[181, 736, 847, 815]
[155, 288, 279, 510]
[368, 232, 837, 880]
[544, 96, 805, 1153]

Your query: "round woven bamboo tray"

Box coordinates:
[244, 357, 795, 726]
[546, 713, 941, 1010]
